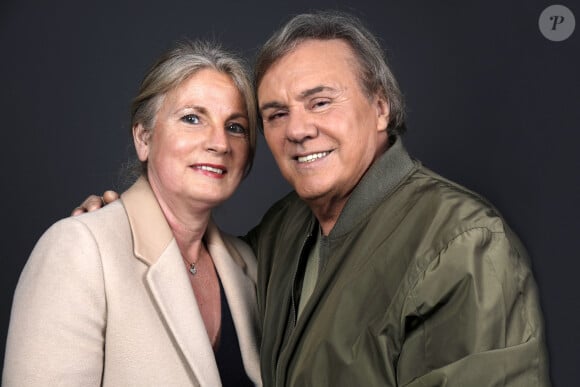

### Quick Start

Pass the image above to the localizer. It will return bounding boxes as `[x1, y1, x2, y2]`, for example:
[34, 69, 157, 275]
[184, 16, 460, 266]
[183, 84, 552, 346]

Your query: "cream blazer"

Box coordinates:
[3, 177, 261, 386]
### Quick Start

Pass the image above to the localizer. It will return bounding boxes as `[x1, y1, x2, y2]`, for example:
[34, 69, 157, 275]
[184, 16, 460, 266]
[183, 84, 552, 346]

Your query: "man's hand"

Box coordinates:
[71, 190, 119, 216]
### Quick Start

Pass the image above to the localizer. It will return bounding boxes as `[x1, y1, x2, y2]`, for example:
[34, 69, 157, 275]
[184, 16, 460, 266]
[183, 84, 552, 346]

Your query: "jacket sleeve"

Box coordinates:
[397, 227, 551, 386]
[3, 217, 106, 387]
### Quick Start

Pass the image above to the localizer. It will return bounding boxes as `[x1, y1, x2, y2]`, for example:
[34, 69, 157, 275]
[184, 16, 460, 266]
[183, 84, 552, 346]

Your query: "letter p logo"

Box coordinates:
[540, 5, 576, 41]
[550, 15, 566, 30]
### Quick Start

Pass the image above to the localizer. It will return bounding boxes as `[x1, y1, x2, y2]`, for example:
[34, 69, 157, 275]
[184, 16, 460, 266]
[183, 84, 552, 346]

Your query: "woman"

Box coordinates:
[3, 41, 261, 386]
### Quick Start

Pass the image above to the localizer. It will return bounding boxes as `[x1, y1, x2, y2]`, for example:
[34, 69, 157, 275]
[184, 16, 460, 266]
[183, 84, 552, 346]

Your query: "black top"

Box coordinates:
[215, 278, 254, 386]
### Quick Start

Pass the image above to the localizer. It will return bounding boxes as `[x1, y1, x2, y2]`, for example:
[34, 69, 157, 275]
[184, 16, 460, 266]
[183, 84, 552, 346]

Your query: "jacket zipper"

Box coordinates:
[274, 228, 313, 386]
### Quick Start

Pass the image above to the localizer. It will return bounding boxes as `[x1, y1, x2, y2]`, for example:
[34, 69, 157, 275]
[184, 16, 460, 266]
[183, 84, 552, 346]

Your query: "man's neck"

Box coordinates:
[311, 136, 391, 236]
[308, 195, 350, 236]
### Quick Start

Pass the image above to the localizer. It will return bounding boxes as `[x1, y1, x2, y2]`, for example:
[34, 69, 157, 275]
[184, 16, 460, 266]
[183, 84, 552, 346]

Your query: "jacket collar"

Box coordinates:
[120, 176, 260, 386]
[329, 137, 416, 238]
[121, 176, 173, 266]
[121, 177, 221, 385]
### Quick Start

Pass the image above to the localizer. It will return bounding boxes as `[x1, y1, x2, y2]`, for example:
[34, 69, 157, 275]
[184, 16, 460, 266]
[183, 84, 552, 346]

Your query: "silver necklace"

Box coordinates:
[183, 257, 199, 276]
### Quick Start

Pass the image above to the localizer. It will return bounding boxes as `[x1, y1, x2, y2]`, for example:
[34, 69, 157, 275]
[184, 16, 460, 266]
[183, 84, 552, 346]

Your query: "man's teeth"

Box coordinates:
[197, 165, 224, 174]
[297, 152, 329, 163]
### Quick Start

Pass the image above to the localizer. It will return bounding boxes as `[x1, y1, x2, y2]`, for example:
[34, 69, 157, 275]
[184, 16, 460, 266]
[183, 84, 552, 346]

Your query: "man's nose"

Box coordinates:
[285, 109, 317, 143]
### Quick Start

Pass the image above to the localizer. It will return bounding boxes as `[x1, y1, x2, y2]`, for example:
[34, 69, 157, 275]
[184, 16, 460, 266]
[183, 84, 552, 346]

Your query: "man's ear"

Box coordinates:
[133, 123, 151, 162]
[375, 95, 390, 133]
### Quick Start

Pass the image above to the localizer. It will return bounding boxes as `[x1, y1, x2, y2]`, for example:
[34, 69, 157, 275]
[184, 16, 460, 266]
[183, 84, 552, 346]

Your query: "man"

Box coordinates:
[245, 11, 550, 386]
[77, 11, 550, 386]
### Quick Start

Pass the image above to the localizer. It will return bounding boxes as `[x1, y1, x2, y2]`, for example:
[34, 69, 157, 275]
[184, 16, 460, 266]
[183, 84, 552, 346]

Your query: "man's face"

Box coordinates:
[258, 39, 389, 206]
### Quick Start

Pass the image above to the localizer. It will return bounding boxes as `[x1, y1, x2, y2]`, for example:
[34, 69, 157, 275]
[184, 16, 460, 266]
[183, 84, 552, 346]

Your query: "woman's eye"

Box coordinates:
[227, 123, 247, 136]
[181, 114, 200, 124]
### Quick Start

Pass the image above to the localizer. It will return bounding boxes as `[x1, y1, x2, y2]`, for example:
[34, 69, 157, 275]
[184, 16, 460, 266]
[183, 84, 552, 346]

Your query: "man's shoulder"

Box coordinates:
[260, 190, 310, 225]
[396, 165, 508, 234]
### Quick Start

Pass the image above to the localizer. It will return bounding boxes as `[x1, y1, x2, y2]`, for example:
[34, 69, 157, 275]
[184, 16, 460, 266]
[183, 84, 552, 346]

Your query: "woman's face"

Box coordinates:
[134, 68, 250, 211]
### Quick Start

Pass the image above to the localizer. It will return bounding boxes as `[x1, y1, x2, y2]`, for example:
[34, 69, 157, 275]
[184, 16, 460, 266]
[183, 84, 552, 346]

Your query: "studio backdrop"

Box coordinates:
[1, 1, 578, 385]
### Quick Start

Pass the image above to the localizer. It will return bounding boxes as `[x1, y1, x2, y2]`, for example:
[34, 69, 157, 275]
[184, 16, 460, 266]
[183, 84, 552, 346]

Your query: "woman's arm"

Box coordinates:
[3, 217, 107, 386]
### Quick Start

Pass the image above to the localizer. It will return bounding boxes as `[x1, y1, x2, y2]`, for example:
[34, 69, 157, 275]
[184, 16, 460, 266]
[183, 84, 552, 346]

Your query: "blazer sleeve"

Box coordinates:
[397, 227, 551, 387]
[3, 217, 107, 387]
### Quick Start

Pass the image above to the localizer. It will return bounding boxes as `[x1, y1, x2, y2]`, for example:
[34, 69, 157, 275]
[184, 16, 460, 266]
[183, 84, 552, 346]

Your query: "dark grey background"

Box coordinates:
[1, 1, 578, 385]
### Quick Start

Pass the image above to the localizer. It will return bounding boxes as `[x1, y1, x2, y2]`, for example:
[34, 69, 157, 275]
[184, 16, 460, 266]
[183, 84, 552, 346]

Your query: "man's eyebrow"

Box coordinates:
[298, 85, 337, 99]
[259, 101, 286, 112]
[260, 86, 338, 112]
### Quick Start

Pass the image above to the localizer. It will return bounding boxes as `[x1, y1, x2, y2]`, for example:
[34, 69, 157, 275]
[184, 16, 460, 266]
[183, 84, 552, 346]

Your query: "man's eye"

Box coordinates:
[181, 114, 200, 124]
[227, 123, 247, 136]
[267, 111, 287, 121]
[312, 99, 330, 109]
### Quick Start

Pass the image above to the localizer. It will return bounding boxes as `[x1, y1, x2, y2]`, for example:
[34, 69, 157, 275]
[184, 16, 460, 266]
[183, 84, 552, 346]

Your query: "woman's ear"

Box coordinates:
[133, 123, 151, 162]
[375, 95, 390, 133]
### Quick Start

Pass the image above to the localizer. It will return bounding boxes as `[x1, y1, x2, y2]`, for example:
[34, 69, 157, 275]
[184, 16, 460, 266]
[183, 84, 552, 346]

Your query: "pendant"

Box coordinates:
[189, 263, 197, 276]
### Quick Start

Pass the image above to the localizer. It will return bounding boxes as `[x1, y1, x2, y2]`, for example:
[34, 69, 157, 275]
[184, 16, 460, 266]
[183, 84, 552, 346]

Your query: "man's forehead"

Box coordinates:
[265, 40, 358, 81]
[288, 38, 352, 61]
[257, 39, 360, 103]
[262, 38, 353, 74]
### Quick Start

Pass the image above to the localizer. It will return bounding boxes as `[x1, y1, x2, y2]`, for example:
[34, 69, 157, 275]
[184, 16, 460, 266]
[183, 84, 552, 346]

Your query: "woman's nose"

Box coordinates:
[206, 127, 230, 154]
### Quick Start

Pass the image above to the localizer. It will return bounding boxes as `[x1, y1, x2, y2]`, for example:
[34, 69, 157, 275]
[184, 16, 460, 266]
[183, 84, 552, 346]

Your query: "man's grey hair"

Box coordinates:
[255, 10, 406, 138]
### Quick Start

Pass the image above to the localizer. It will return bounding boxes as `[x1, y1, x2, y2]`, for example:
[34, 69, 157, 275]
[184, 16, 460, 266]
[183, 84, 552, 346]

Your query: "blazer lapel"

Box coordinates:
[146, 242, 221, 386]
[121, 177, 221, 386]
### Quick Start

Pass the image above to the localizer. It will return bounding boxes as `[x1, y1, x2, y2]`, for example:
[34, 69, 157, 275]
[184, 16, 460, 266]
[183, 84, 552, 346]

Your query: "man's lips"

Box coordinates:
[295, 151, 331, 163]
[192, 164, 227, 175]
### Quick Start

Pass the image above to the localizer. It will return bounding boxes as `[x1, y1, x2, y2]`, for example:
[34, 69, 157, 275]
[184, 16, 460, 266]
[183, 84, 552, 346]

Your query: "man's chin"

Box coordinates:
[294, 186, 330, 203]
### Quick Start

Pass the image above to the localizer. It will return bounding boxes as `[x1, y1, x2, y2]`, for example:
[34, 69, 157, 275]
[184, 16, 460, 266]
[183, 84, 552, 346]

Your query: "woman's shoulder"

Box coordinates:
[67, 199, 126, 228]
[32, 200, 130, 262]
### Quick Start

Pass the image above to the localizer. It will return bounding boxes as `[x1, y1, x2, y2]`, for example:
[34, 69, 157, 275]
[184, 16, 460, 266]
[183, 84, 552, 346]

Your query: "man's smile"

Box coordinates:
[295, 151, 331, 163]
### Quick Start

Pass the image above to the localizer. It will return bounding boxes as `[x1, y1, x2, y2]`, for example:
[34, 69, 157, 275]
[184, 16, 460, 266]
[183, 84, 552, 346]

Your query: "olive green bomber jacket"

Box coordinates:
[245, 139, 551, 386]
